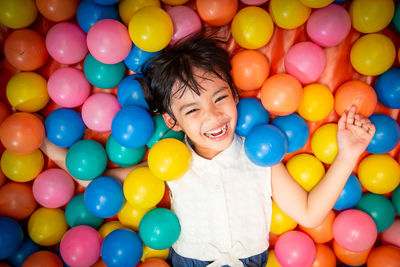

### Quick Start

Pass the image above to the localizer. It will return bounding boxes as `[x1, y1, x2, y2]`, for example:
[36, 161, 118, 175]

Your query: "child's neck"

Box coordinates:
[187, 138, 222, 160]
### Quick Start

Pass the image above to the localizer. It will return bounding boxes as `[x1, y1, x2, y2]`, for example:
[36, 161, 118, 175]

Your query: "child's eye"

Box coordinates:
[185, 109, 198, 115]
[215, 95, 228, 102]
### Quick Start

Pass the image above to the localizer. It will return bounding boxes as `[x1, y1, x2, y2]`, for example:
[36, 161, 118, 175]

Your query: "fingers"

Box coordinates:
[346, 105, 356, 125]
[338, 111, 347, 131]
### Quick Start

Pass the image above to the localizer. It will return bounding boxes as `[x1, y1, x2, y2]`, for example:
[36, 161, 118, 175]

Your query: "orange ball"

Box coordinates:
[334, 80, 377, 117]
[35, 0, 79, 22]
[299, 210, 335, 244]
[22, 251, 63, 267]
[367, 245, 400, 267]
[332, 240, 372, 266]
[0, 182, 37, 220]
[312, 244, 336, 267]
[231, 50, 270, 91]
[260, 73, 303, 116]
[196, 0, 238, 26]
[138, 258, 170, 267]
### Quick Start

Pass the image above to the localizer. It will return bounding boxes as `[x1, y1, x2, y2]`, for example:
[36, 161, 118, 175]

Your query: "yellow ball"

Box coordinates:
[119, 0, 160, 26]
[0, 0, 37, 29]
[1, 149, 44, 182]
[270, 201, 297, 235]
[269, 0, 311, 30]
[6, 72, 49, 112]
[350, 33, 396, 76]
[311, 123, 338, 164]
[358, 154, 400, 194]
[117, 202, 154, 231]
[128, 6, 173, 52]
[28, 207, 68, 246]
[298, 0, 334, 8]
[286, 153, 326, 192]
[350, 0, 395, 33]
[161, 0, 189, 5]
[148, 138, 191, 181]
[266, 250, 282, 267]
[141, 245, 169, 262]
[98, 221, 125, 240]
[231, 7, 274, 49]
[297, 83, 334, 122]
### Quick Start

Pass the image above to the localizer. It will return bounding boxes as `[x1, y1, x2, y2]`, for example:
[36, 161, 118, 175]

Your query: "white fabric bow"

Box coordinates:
[206, 242, 245, 267]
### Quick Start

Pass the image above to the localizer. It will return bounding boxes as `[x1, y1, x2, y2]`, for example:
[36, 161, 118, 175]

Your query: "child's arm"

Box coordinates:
[271, 106, 375, 228]
[40, 138, 147, 187]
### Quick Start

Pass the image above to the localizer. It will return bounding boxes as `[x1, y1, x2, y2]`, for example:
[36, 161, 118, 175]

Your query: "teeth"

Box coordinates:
[205, 124, 227, 138]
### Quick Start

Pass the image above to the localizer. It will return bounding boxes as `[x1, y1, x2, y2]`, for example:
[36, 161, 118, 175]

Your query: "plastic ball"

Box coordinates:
[33, 168, 75, 208]
[106, 135, 146, 167]
[286, 153, 325, 192]
[83, 53, 126, 89]
[306, 4, 351, 47]
[367, 245, 400, 267]
[366, 114, 400, 154]
[0, 217, 24, 260]
[394, 2, 400, 32]
[128, 6, 173, 52]
[235, 97, 270, 137]
[45, 22, 88, 65]
[334, 80, 377, 117]
[139, 208, 181, 250]
[123, 167, 165, 209]
[117, 74, 149, 109]
[356, 193, 396, 233]
[98, 221, 125, 240]
[332, 240, 371, 266]
[118, 0, 161, 26]
[1, 149, 44, 182]
[22, 251, 63, 267]
[270, 201, 297, 235]
[381, 219, 400, 248]
[118, 202, 153, 231]
[332, 209, 377, 252]
[138, 258, 170, 267]
[66, 139, 108, 181]
[284, 41, 326, 84]
[271, 113, 309, 153]
[231, 50, 270, 91]
[77, 0, 120, 33]
[311, 123, 338, 164]
[274, 230, 316, 267]
[141, 246, 169, 262]
[35, 0, 79, 22]
[65, 194, 104, 229]
[167, 5, 202, 46]
[28, 207, 68, 246]
[47, 67, 91, 108]
[146, 115, 184, 149]
[350, 33, 396, 76]
[269, 0, 311, 30]
[111, 105, 154, 148]
[148, 138, 191, 181]
[124, 45, 161, 73]
[297, 83, 334, 122]
[312, 244, 336, 267]
[266, 250, 280, 267]
[298, 0, 334, 8]
[0, 0, 37, 29]
[4, 29, 48, 71]
[7, 237, 40, 267]
[393, 185, 400, 215]
[101, 229, 143, 267]
[0, 182, 37, 220]
[84, 176, 125, 218]
[93, 0, 120, 5]
[196, 0, 238, 26]
[6, 72, 49, 112]
[0, 112, 45, 154]
[244, 124, 287, 167]
[375, 68, 400, 109]
[299, 210, 335, 244]
[333, 174, 362, 211]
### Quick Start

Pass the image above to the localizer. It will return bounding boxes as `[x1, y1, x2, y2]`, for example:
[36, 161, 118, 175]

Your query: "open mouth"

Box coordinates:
[204, 124, 228, 139]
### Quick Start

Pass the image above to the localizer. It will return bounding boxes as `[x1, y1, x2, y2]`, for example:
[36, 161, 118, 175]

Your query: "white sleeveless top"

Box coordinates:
[166, 134, 272, 265]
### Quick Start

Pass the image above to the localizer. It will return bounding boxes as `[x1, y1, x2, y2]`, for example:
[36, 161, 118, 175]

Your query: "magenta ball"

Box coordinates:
[60, 225, 101, 267]
[81, 92, 121, 132]
[275, 230, 316, 267]
[167, 6, 202, 46]
[333, 209, 377, 252]
[306, 4, 351, 47]
[32, 168, 75, 208]
[48, 67, 91, 108]
[46, 22, 88, 64]
[381, 219, 400, 248]
[284, 41, 326, 84]
[87, 19, 132, 64]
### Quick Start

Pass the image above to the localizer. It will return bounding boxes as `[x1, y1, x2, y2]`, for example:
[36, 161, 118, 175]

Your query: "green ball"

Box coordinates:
[65, 194, 104, 229]
[139, 208, 181, 250]
[393, 3, 400, 33]
[106, 135, 146, 167]
[66, 139, 108, 181]
[146, 115, 184, 149]
[356, 193, 396, 233]
[392, 185, 400, 215]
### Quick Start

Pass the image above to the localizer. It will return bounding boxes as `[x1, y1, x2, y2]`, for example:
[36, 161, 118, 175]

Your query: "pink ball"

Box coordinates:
[333, 209, 377, 252]
[32, 168, 75, 208]
[306, 4, 351, 47]
[381, 219, 400, 248]
[81, 92, 121, 132]
[48, 67, 91, 108]
[284, 41, 326, 84]
[87, 19, 132, 64]
[275, 230, 316, 267]
[167, 6, 202, 46]
[60, 225, 101, 267]
[240, 0, 268, 5]
[46, 22, 88, 64]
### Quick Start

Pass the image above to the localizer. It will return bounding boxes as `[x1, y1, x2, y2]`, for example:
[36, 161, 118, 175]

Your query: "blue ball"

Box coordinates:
[92, 0, 120, 5]
[111, 105, 154, 148]
[271, 113, 309, 153]
[101, 229, 143, 267]
[7, 237, 40, 267]
[106, 135, 146, 167]
[124, 45, 161, 73]
[45, 108, 86, 147]
[244, 124, 287, 167]
[77, 1, 120, 33]
[236, 97, 269, 137]
[117, 74, 149, 109]
[84, 176, 125, 218]
[366, 114, 400, 154]
[65, 194, 104, 229]
[0, 217, 24, 260]
[375, 68, 400, 109]
[333, 174, 363, 211]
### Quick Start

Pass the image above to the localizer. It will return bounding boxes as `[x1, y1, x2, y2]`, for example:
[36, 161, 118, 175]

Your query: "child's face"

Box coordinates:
[163, 69, 238, 159]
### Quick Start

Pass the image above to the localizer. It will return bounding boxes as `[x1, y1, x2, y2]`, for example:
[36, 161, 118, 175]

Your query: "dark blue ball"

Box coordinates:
[375, 68, 400, 109]
[333, 174, 363, 211]
[236, 97, 269, 137]
[7, 237, 40, 267]
[77, 1, 120, 33]
[366, 114, 400, 154]
[117, 74, 149, 109]
[124, 45, 161, 73]
[0, 217, 24, 260]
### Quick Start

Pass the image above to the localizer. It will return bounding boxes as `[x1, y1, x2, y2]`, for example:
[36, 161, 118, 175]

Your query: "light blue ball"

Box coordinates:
[236, 97, 269, 137]
[334, 174, 363, 211]
[124, 45, 161, 73]
[117, 74, 149, 109]
[77, 1, 120, 33]
[366, 114, 400, 154]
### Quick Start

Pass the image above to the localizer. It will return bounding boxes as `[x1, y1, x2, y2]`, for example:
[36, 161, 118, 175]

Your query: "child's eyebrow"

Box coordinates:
[179, 102, 197, 112]
[213, 87, 229, 96]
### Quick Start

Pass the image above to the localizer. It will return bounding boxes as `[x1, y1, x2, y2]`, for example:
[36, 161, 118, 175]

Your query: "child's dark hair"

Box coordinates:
[141, 31, 238, 122]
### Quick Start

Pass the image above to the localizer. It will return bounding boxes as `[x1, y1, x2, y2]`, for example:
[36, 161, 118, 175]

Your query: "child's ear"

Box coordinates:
[162, 113, 183, 132]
